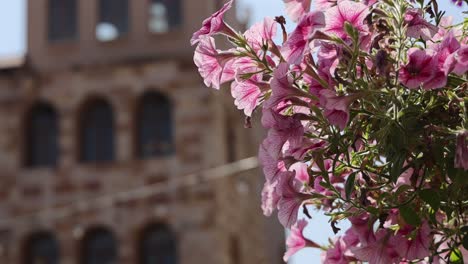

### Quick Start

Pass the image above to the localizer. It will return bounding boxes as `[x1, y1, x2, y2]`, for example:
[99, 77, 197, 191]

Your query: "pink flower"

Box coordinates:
[283, 0, 312, 22]
[429, 32, 461, 75]
[231, 74, 266, 116]
[352, 229, 401, 264]
[324, 1, 370, 41]
[265, 63, 307, 108]
[290, 162, 310, 183]
[319, 89, 357, 130]
[282, 12, 326, 64]
[399, 48, 444, 90]
[314, 0, 339, 10]
[277, 172, 306, 227]
[244, 17, 278, 51]
[322, 236, 355, 264]
[283, 137, 327, 160]
[392, 222, 432, 261]
[190, 0, 235, 45]
[193, 36, 236, 90]
[260, 110, 305, 160]
[259, 140, 286, 182]
[451, 45, 468, 75]
[261, 180, 280, 216]
[404, 9, 438, 41]
[284, 219, 309, 261]
[455, 130, 468, 170]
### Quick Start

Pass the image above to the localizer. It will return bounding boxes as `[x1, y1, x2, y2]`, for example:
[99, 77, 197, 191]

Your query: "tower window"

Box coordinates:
[79, 98, 115, 163]
[25, 102, 59, 168]
[24, 232, 60, 264]
[48, 0, 78, 41]
[82, 228, 117, 264]
[149, 0, 182, 33]
[96, 0, 129, 42]
[139, 224, 177, 264]
[136, 92, 174, 158]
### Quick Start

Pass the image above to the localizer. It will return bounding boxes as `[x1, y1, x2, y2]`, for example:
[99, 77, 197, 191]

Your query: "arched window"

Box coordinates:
[48, 0, 78, 41]
[25, 102, 59, 168]
[149, 0, 182, 33]
[82, 228, 117, 264]
[139, 224, 177, 264]
[96, 0, 129, 42]
[136, 92, 173, 158]
[80, 98, 115, 163]
[24, 232, 60, 264]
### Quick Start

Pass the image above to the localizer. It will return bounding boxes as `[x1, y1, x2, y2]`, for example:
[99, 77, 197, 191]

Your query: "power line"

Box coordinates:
[0, 157, 259, 226]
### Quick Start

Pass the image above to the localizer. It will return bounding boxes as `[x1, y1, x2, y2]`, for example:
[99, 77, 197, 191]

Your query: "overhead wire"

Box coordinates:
[0, 157, 259, 226]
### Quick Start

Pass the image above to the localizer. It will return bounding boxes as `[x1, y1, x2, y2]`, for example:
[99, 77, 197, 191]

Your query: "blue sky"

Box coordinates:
[0, 0, 465, 263]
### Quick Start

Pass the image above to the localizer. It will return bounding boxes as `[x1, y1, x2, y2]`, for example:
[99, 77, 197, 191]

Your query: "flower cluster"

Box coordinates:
[192, 0, 468, 263]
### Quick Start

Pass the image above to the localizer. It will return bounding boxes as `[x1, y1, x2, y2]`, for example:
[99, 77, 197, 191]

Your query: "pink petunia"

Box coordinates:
[392, 222, 432, 261]
[319, 89, 357, 130]
[259, 140, 286, 183]
[284, 219, 309, 261]
[260, 110, 305, 160]
[231, 74, 266, 116]
[282, 12, 326, 64]
[193, 36, 236, 90]
[404, 9, 438, 41]
[244, 17, 278, 51]
[352, 229, 401, 264]
[277, 172, 306, 227]
[265, 63, 306, 108]
[451, 45, 468, 75]
[283, 137, 327, 160]
[283, 0, 312, 22]
[289, 162, 310, 183]
[429, 32, 461, 76]
[324, 1, 370, 41]
[190, 0, 235, 45]
[322, 236, 356, 264]
[399, 48, 442, 90]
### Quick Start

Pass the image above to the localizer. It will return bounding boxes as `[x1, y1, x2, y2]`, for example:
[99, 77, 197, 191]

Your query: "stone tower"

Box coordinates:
[0, 0, 284, 263]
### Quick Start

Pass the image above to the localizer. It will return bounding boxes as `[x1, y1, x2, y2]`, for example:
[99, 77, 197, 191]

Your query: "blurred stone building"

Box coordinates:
[0, 0, 284, 263]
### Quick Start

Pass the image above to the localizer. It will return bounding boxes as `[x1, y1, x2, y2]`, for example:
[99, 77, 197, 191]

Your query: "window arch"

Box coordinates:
[149, 0, 182, 33]
[136, 92, 174, 158]
[139, 224, 177, 264]
[96, 0, 129, 42]
[79, 98, 115, 163]
[81, 227, 117, 264]
[24, 232, 60, 264]
[48, 0, 78, 41]
[25, 102, 59, 168]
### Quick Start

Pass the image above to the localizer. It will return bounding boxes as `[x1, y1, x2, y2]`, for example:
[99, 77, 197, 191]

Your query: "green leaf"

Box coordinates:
[366, 206, 379, 216]
[390, 154, 405, 183]
[345, 172, 357, 200]
[449, 248, 463, 264]
[447, 75, 467, 88]
[419, 189, 441, 211]
[400, 205, 421, 227]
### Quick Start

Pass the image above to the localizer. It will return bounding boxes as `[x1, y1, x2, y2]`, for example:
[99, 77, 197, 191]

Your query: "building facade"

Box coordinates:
[0, 0, 284, 263]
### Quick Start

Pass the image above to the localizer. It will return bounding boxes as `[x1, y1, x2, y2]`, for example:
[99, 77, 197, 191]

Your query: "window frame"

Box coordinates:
[135, 91, 174, 159]
[24, 102, 59, 168]
[47, 0, 79, 43]
[138, 223, 178, 264]
[147, 0, 183, 35]
[96, 0, 130, 42]
[81, 227, 118, 264]
[78, 97, 116, 164]
[23, 231, 60, 264]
